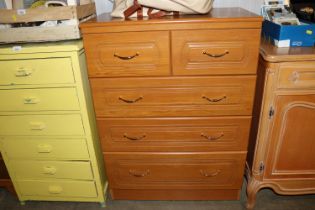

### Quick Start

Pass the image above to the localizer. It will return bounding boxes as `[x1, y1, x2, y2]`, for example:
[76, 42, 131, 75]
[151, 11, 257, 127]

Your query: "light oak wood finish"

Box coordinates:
[90, 76, 256, 117]
[80, 8, 262, 200]
[98, 117, 251, 152]
[246, 40, 315, 210]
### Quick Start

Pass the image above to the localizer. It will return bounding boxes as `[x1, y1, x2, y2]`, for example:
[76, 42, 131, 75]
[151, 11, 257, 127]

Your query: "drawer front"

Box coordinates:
[1, 138, 89, 159]
[0, 114, 84, 136]
[105, 153, 246, 190]
[84, 31, 170, 77]
[0, 88, 79, 112]
[0, 58, 74, 85]
[98, 117, 251, 152]
[17, 180, 97, 198]
[278, 62, 315, 89]
[11, 160, 93, 180]
[172, 29, 260, 75]
[90, 76, 256, 117]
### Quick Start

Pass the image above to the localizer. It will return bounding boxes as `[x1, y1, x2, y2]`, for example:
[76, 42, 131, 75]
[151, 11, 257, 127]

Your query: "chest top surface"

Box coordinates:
[80, 7, 262, 33]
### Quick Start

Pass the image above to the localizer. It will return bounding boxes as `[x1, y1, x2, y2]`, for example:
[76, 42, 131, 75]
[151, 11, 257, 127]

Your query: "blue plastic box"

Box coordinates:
[262, 20, 315, 47]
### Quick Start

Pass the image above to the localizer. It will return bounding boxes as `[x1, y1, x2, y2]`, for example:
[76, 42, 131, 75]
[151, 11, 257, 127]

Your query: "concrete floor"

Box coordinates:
[0, 182, 315, 210]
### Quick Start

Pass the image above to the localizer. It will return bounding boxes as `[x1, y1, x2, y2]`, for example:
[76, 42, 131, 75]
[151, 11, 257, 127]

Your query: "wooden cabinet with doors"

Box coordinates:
[80, 8, 262, 201]
[246, 40, 315, 210]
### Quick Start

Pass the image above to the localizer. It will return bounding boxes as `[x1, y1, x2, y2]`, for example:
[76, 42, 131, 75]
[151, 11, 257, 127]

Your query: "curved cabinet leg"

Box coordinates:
[100, 201, 106, 208]
[246, 177, 262, 210]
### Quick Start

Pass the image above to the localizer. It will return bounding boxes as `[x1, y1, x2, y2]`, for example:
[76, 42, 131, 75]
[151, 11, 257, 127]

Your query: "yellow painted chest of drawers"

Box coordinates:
[80, 8, 262, 200]
[0, 41, 107, 205]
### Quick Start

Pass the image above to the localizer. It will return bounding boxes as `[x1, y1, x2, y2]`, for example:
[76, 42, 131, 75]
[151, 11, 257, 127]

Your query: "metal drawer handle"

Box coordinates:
[202, 95, 226, 103]
[15, 68, 32, 77]
[114, 52, 139, 60]
[30, 122, 46, 130]
[124, 133, 146, 141]
[202, 50, 229, 58]
[201, 133, 224, 141]
[48, 185, 63, 194]
[289, 71, 300, 83]
[24, 97, 40, 104]
[43, 166, 57, 175]
[129, 169, 150, 177]
[37, 144, 52, 153]
[200, 170, 221, 177]
[118, 96, 143, 103]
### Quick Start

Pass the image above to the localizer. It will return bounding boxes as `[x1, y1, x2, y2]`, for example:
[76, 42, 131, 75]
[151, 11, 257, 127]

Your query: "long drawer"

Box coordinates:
[0, 88, 80, 112]
[98, 117, 251, 152]
[0, 114, 85, 136]
[11, 160, 93, 180]
[17, 180, 97, 198]
[105, 152, 246, 190]
[90, 76, 256, 117]
[0, 58, 74, 86]
[1, 138, 89, 160]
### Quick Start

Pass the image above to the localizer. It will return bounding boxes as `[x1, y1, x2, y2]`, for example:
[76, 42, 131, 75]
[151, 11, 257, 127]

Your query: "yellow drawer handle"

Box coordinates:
[202, 95, 226, 103]
[202, 50, 229, 58]
[118, 96, 143, 104]
[129, 169, 150, 177]
[24, 97, 40, 104]
[15, 68, 33, 77]
[43, 166, 57, 175]
[200, 133, 224, 141]
[48, 185, 63, 194]
[37, 144, 52, 153]
[30, 122, 46, 130]
[114, 52, 139, 60]
[123, 133, 146, 141]
[200, 169, 221, 177]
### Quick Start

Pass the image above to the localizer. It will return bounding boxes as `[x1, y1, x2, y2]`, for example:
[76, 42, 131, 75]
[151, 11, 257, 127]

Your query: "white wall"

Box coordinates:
[95, 0, 263, 15]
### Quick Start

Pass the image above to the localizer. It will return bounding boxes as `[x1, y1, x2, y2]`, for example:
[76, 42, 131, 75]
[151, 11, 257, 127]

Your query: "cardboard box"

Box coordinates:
[262, 20, 315, 47]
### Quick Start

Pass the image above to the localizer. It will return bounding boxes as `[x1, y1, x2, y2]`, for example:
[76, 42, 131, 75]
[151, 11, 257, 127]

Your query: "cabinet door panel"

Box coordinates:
[265, 95, 315, 178]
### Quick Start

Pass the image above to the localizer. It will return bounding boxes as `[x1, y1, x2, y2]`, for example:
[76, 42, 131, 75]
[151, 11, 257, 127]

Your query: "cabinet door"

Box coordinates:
[265, 95, 315, 179]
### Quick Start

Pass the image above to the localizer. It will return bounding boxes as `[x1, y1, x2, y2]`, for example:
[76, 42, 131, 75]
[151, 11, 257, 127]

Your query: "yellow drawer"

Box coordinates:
[0, 58, 74, 85]
[0, 114, 84, 136]
[17, 180, 97, 198]
[1, 138, 89, 159]
[0, 88, 80, 112]
[11, 160, 93, 180]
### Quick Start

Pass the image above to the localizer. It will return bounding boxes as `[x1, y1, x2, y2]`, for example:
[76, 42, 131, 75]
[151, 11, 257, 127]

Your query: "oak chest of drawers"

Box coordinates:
[0, 41, 107, 205]
[80, 8, 262, 200]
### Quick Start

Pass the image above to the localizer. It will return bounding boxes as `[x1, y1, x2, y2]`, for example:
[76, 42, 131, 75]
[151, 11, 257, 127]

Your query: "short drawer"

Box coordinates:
[0, 114, 84, 136]
[172, 29, 260, 75]
[17, 180, 97, 198]
[278, 62, 315, 89]
[1, 138, 89, 159]
[83, 31, 170, 77]
[0, 58, 74, 86]
[90, 76, 256, 117]
[105, 153, 246, 190]
[98, 117, 251, 152]
[11, 160, 93, 180]
[0, 88, 80, 112]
